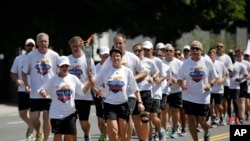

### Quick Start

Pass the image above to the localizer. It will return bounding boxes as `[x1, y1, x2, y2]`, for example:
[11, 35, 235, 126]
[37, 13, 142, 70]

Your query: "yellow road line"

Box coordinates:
[198, 132, 229, 141]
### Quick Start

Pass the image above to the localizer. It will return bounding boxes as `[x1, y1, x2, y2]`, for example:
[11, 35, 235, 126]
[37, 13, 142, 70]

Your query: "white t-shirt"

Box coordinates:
[177, 57, 218, 104]
[216, 54, 233, 86]
[151, 57, 166, 99]
[242, 60, 250, 93]
[136, 57, 158, 92]
[68, 54, 96, 100]
[161, 63, 170, 95]
[211, 60, 229, 94]
[39, 73, 84, 119]
[240, 60, 250, 83]
[101, 51, 144, 97]
[162, 57, 183, 94]
[95, 65, 139, 105]
[22, 49, 59, 99]
[229, 61, 248, 89]
[10, 54, 30, 92]
[95, 62, 102, 73]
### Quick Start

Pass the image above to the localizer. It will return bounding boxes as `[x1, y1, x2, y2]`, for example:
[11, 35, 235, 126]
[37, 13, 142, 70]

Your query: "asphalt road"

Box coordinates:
[0, 102, 249, 141]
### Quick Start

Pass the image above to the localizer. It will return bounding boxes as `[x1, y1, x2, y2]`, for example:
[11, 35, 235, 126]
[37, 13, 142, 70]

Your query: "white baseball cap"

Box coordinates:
[142, 41, 153, 49]
[244, 50, 250, 56]
[25, 38, 35, 46]
[99, 47, 110, 55]
[183, 45, 190, 50]
[57, 56, 70, 66]
[156, 42, 165, 49]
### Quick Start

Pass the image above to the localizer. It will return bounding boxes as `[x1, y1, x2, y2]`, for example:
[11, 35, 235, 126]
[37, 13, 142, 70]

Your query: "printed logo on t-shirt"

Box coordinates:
[68, 65, 83, 79]
[35, 59, 51, 76]
[229, 69, 237, 78]
[189, 67, 205, 82]
[107, 75, 125, 93]
[56, 84, 72, 103]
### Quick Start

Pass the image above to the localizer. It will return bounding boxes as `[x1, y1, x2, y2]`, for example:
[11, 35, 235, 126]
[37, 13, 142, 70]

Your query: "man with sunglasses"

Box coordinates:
[177, 40, 218, 141]
[162, 44, 186, 138]
[10, 38, 36, 140]
[216, 42, 233, 125]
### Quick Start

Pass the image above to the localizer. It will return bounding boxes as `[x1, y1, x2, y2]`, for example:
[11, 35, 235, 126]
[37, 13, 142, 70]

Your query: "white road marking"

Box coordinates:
[7, 121, 24, 124]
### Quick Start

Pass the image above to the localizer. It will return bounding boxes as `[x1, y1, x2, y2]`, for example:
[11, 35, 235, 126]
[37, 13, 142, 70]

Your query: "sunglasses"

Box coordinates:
[191, 47, 201, 51]
[143, 48, 151, 51]
[216, 45, 224, 48]
[156, 54, 162, 57]
[26, 44, 35, 47]
[133, 49, 143, 53]
[175, 53, 181, 56]
[183, 49, 190, 52]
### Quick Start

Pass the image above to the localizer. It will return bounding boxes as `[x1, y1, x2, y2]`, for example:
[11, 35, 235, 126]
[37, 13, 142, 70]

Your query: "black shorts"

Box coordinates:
[75, 100, 92, 121]
[149, 99, 160, 113]
[183, 100, 210, 117]
[210, 93, 223, 104]
[30, 99, 51, 112]
[246, 93, 250, 98]
[228, 89, 240, 99]
[239, 81, 248, 98]
[132, 90, 152, 115]
[17, 92, 30, 111]
[167, 92, 182, 108]
[128, 97, 137, 114]
[93, 96, 104, 118]
[50, 112, 77, 135]
[160, 94, 168, 110]
[103, 102, 130, 122]
[223, 86, 229, 98]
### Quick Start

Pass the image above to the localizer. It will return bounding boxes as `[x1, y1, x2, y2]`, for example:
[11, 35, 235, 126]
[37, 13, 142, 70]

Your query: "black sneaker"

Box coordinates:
[204, 132, 210, 141]
[84, 136, 91, 141]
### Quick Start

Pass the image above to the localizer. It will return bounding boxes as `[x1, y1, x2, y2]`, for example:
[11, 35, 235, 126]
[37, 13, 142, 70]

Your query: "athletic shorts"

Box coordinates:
[30, 99, 51, 112]
[17, 92, 30, 111]
[149, 99, 160, 113]
[246, 93, 250, 98]
[93, 96, 104, 118]
[160, 94, 167, 110]
[167, 92, 182, 108]
[103, 102, 130, 122]
[50, 112, 77, 135]
[183, 100, 210, 117]
[210, 93, 223, 104]
[228, 89, 240, 99]
[223, 86, 229, 98]
[75, 100, 92, 121]
[239, 81, 248, 98]
[128, 97, 137, 114]
[132, 90, 152, 115]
